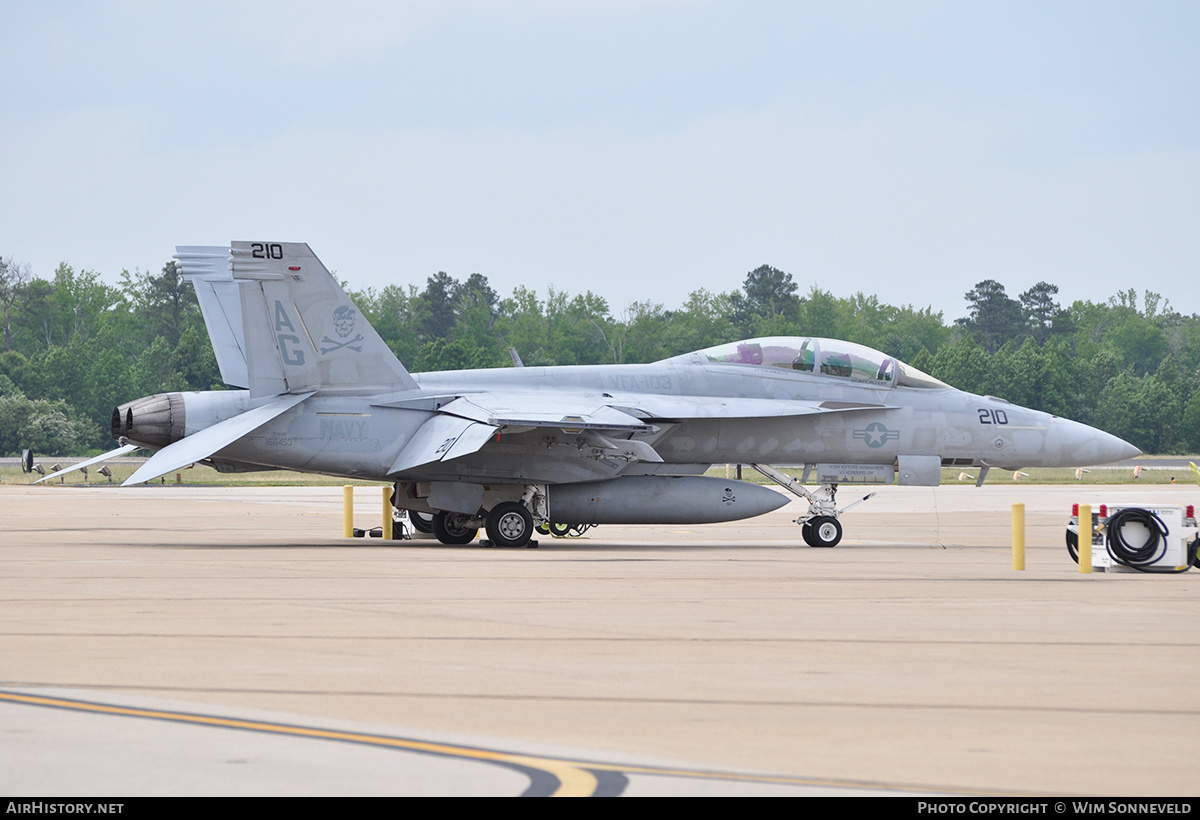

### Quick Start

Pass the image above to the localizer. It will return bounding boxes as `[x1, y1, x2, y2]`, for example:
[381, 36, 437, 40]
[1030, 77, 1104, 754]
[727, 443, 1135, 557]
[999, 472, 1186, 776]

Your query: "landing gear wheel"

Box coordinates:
[486, 502, 534, 548]
[804, 515, 842, 548]
[409, 510, 434, 534]
[433, 512, 478, 545]
[548, 522, 572, 537]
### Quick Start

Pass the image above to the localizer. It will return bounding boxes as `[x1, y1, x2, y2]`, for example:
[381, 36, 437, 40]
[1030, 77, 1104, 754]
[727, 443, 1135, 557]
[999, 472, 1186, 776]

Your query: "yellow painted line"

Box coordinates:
[510, 756, 597, 797]
[0, 690, 591, 796]
[0, 689, 1019, 796]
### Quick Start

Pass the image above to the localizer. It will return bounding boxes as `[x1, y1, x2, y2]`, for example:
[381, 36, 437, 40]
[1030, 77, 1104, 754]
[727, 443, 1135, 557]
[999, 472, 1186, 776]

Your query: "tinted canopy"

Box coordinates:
[696, 336, 948, 389]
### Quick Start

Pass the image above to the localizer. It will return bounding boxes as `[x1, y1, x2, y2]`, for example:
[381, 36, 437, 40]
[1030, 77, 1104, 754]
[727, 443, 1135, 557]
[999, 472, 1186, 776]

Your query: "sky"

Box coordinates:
[2, 0, 1199, 324]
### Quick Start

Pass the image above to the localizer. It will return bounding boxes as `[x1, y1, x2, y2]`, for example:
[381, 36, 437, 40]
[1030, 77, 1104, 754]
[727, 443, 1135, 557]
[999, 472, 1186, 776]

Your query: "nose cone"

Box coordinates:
[1052, 417, 1141, 467]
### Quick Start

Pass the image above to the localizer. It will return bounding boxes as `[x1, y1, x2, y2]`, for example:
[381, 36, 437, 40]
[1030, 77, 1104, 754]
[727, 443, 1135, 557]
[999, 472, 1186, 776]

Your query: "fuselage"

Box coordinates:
[127, 345, 1138, 485]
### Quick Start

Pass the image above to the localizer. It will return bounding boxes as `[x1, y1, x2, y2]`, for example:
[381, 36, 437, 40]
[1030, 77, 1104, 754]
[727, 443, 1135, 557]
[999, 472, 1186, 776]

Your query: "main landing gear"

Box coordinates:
[419, 503, 540, 548]
[394, 483, 533, 547]
[485, 501, 535, 548]
[432, 511, 478, 545]
[408, 510, 434, 534]
[750, 464, 875, 549]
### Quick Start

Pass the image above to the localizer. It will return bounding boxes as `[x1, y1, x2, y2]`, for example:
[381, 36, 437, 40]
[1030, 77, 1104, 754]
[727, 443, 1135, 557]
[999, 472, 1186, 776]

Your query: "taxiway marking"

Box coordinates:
[0, 689, 961, 796]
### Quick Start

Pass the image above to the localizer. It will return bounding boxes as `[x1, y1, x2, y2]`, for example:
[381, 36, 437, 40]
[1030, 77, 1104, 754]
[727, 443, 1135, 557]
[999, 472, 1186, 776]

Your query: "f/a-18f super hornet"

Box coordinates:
[41, 242, 1140, 548]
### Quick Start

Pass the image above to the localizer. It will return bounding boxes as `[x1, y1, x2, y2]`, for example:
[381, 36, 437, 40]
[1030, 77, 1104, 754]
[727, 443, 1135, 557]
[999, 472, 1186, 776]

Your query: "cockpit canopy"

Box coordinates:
[694, 336, 948, 389]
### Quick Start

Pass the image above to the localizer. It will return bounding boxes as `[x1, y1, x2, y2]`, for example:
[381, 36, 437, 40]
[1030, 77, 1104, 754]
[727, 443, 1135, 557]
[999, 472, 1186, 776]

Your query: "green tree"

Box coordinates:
[0, 393, 95, 456]
[929, 336, 990, 396]
[730, 265, 799, 332]
[956, 280, 1026, 354]
[661, 289, 738, 354]
[121, 261, 201, 348]
[415, 271, 460, 343]
[413, 337, 495, 372]
[0, 254, 33, 351]
[1019, 282, 1072, 344]
[796, 286, 840, 339]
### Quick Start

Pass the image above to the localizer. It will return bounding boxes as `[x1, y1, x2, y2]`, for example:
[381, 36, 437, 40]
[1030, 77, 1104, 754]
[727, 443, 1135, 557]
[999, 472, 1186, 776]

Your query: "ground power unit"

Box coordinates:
[1067, 503, 1199, 573]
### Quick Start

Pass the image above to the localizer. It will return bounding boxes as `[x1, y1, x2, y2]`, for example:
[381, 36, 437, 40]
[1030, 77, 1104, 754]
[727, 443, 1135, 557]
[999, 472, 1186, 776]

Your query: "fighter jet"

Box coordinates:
[43, 242, 1140, 548]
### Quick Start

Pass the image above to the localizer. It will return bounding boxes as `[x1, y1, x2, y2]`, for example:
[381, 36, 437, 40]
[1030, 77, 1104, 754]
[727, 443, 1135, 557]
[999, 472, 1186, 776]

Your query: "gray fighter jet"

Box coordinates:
[45, 242, 1140, 548]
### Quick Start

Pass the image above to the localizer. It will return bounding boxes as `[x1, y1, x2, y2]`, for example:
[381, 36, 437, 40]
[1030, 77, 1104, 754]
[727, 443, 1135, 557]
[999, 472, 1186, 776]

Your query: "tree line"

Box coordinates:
[2, 252, 1197, 456]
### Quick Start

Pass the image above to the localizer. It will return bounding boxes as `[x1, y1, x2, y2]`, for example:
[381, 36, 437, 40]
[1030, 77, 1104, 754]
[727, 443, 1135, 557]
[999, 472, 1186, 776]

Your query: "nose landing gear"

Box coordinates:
[802, 515, 843, 548]
[750, 463, 875, 549]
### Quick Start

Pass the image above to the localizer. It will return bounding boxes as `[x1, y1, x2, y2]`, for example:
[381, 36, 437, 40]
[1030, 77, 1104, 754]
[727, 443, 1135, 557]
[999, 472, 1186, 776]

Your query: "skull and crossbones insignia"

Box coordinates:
[320, 306, 364, 353]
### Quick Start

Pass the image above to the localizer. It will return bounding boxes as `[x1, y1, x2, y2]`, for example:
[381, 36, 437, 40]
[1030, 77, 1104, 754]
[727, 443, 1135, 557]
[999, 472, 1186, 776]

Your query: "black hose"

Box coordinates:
[1105, 507, 1181, 573]
[1066, 525, 1079, 564]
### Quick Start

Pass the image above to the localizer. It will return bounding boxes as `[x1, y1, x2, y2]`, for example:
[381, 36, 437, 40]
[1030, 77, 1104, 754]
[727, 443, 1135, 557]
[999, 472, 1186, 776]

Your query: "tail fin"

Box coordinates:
[175, 245, 249, 388]
[230, 241, 418, 396]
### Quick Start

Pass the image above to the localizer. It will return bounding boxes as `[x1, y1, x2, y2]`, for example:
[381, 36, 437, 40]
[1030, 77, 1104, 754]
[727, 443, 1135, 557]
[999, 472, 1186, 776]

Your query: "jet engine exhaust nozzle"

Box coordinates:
[112, 393, 187, 449]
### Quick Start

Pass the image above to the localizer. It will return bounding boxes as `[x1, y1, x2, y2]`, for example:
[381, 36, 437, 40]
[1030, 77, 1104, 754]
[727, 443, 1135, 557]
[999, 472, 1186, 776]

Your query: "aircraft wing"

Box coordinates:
[122, 392, 313, 486]
[383, 393, 665, 477]
[382, 391, 890, 479]
[436, 395, 654, 431]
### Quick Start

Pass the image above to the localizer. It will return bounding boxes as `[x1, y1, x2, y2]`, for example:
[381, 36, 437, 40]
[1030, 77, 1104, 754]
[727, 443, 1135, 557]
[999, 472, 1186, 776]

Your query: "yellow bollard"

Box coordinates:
[382, 486, 393, 540]
[1012, 503, 1025, 570]
[343, 485, 354, 538]
[1078, 503, 1092, 574]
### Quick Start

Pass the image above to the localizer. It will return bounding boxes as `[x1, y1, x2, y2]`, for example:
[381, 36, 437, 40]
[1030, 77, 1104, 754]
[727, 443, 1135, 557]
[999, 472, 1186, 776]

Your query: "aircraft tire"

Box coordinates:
[408, 510, 434, 534]
[486, 502, 534, 548]
[433, 512, 478, 545]
[806, 515, 842, 548]
[800, 521, 816, 547]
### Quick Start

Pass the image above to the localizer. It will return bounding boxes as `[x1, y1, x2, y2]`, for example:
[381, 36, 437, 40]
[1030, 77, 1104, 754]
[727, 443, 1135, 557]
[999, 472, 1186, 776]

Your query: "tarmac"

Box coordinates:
[2, 480, 1198, 796]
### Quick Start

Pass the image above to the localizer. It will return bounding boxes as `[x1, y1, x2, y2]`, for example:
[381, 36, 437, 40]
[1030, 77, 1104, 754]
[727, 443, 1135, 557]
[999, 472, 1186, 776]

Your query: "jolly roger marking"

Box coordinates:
[321, 305, 364, 353]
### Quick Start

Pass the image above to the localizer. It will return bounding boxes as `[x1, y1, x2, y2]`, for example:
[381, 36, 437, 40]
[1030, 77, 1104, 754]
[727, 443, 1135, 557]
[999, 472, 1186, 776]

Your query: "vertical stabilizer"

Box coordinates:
[230, 242, 418, 396]
[174, 245, 249, 389]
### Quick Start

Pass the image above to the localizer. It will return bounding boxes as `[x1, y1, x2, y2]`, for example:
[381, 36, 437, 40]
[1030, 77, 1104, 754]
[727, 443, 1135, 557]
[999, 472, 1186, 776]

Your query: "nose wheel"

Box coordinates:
[802, 515, 843, 548]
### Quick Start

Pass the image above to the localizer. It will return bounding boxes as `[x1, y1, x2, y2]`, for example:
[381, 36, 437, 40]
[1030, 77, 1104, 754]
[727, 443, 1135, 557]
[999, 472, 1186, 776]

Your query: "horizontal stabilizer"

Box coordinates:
[34, 444, 138, 484]
[122, 392, 313, 486]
